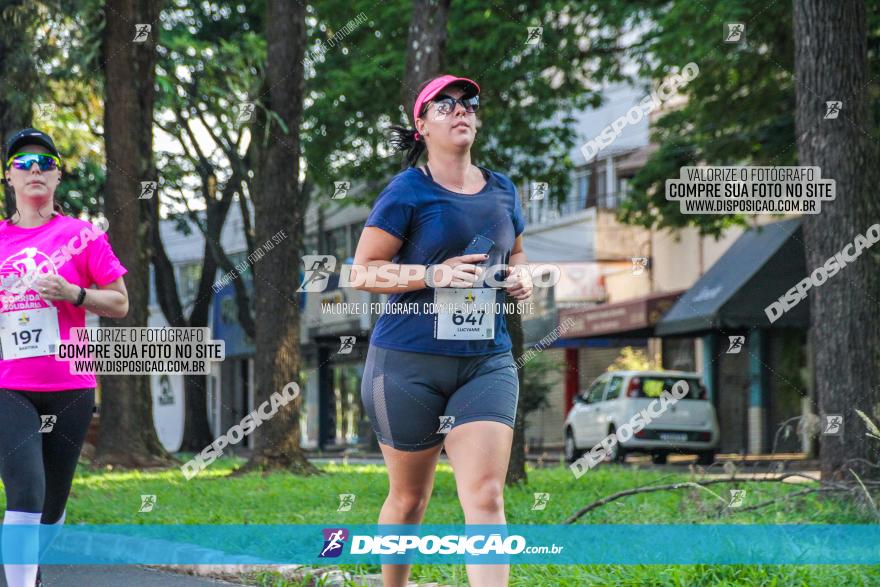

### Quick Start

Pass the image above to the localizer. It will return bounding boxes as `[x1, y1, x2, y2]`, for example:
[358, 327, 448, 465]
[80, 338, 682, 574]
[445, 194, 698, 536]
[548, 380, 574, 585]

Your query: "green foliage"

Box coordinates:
[304, 0, 614, 202]
[154, 1, 265, 213]
[607, 346, 662, 372]
[589, 0, 880, 236]
[36, 459, 880, 586]
[520, 348, 563, 415]
[1, 0, 107, 218]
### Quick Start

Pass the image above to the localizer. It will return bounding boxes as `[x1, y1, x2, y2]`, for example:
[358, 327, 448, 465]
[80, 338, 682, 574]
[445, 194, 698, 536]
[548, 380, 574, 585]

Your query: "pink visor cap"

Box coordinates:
[412, 75, 480, 139]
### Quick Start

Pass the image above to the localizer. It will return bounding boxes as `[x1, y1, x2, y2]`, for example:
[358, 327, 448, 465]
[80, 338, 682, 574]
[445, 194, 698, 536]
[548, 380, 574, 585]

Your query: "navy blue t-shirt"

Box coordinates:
[364, 166, 526, 356]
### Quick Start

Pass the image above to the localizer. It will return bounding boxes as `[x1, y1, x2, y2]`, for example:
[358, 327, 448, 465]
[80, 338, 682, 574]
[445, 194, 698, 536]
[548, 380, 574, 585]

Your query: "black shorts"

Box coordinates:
[360, 345, 519, 451]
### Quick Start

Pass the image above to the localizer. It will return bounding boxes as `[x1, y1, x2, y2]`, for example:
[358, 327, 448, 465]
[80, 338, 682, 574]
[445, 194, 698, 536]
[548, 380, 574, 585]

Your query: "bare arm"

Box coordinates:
[352, 227, 430, 293]
[37, 275, 129, 319]
[81, 277, 130, 319]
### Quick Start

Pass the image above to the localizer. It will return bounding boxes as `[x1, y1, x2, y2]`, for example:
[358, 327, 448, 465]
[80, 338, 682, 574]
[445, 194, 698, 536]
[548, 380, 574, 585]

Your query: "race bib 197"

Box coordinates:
[0, 307, 61, 359]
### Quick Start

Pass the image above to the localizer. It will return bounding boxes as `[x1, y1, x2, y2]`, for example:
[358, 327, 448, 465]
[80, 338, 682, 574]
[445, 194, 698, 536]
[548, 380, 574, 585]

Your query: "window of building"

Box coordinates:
[595, 166, 607, 206]
[606, 175, 629, 209]
[576, 170, 589, 211]
[523, 179, 564, 225]
[617, 176, 629, 198]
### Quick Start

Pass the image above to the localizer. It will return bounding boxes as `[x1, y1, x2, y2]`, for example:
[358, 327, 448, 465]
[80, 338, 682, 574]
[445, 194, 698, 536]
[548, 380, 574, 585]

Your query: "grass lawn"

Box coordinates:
[12, 456, 880, 586]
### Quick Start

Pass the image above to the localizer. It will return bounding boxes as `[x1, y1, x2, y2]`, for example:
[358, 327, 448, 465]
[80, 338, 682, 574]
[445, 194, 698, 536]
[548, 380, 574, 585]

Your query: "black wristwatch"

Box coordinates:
[73, 287, 87, 307]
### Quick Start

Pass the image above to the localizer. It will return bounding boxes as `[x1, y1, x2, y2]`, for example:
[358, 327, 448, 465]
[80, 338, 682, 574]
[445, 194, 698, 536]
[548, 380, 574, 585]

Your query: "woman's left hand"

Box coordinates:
[501, 264, 533, 300]
[35, 274, 79, 303]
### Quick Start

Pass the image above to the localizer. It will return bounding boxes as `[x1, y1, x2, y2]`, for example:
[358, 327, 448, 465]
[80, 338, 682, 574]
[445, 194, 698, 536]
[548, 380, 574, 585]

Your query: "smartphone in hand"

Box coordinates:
[463, 234, 495, 261]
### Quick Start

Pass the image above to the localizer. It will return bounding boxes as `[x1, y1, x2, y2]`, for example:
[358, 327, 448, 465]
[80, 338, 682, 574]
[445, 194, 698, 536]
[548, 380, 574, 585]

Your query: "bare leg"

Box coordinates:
[377, 442, 443, 587]
[444, 421, 514, 587]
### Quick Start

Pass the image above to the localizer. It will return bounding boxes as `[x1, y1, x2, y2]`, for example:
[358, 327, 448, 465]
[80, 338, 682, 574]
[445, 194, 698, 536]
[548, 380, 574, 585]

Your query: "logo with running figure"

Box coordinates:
[726, 336, 745, 354]
[332, 181, 350, 199]
[39, 415, 56, 433]
[531, 492, 550, 510]
[132, 24, 151, 42]
[298, 255, 337, 292]
[529, 182, 548, 200]
[526, 26, 543, 45]
[337, 336, 356, 354]
[823, 414, 843, 436]
[237, 102, 255, 124]
[337, 494, 356, 512]
[319, 528, 348, 558]
[0, 248, 58, 310]
[824, 101, 842, 120]
[724, 23, 745, 43]
[437, 416, 455, 434]
[139, 494, 156, 512]
[139, 181, 157, 200]
[727, 489, 746, 508]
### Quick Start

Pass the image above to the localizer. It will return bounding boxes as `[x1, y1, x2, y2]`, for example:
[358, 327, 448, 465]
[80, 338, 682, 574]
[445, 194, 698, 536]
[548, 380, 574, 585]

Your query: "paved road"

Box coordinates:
[0, 566, 242, 586]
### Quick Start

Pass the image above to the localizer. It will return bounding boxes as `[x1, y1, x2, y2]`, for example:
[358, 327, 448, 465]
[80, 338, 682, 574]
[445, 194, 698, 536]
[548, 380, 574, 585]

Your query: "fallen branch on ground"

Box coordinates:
[720, 486, 848, 516]
[564, 472, 841, 524]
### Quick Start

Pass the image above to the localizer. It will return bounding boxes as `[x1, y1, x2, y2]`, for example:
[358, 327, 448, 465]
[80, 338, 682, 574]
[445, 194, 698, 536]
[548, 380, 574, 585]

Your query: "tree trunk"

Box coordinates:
[241, 0, 317, 475]
[401, 0, 450, 123]
[795, 0, 880, 480]
[0, 10, 36, 216]
[96, 0, 170, 467]
[178, 182, 232, 451]
[505, 299, 527, 485]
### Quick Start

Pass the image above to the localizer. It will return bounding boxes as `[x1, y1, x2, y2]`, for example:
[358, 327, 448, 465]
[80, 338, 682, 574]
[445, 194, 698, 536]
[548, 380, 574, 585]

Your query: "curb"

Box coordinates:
[50, 529, 451, 586]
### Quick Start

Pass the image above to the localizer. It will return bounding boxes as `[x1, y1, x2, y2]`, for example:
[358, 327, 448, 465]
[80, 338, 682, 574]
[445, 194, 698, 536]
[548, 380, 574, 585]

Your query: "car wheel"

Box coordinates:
[697, 451, 716, 465]
[651, 452, 668, 465]
[606, 426, 627, 463]
[564, 429, 584, 464]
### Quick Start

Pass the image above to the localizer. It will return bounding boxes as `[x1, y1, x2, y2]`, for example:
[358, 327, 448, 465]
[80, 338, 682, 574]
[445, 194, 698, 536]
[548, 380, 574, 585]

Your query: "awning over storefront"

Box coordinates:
[656, 218, 807, 336]
[558, 291, 683, 338]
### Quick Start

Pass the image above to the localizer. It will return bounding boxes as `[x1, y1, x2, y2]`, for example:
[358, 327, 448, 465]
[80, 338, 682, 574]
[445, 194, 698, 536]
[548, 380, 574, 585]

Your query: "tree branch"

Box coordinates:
[722, 486, 848, 516]
[564, 472, 822, 524]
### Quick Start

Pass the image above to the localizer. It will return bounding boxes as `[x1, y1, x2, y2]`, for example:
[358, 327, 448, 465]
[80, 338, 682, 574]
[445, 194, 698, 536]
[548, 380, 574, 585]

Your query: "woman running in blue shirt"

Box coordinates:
[354, 74, 532, 587]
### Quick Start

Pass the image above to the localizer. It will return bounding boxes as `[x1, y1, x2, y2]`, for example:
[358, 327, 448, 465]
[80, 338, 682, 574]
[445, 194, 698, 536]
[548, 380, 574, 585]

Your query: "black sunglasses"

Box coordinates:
[421, 94, 480, 117]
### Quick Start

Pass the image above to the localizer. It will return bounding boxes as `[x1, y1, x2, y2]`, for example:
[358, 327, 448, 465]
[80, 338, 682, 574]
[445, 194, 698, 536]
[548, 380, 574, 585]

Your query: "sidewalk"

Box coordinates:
[0, 566, 238, 586]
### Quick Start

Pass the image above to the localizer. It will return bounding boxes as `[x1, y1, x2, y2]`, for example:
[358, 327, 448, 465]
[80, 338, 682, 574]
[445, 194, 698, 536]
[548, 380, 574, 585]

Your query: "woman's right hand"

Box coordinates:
[426, 254, 488, 288]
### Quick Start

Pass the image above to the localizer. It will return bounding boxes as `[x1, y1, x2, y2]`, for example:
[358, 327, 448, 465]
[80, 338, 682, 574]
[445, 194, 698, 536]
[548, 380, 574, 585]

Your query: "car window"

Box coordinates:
[606, 376, 624, 401]
[587, 378, 607, 403]
[638, 376, 705, 400]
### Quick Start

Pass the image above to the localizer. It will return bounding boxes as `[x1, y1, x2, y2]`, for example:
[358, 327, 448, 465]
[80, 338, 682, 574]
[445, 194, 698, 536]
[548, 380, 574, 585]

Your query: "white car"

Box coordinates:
[563, 370, 719, 465]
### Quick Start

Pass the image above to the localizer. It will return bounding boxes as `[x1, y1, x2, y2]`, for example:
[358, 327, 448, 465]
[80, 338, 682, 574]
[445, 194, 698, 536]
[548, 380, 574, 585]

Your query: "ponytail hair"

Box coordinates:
[387, 79, 435, 169]
[386, 125, 426, 168]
